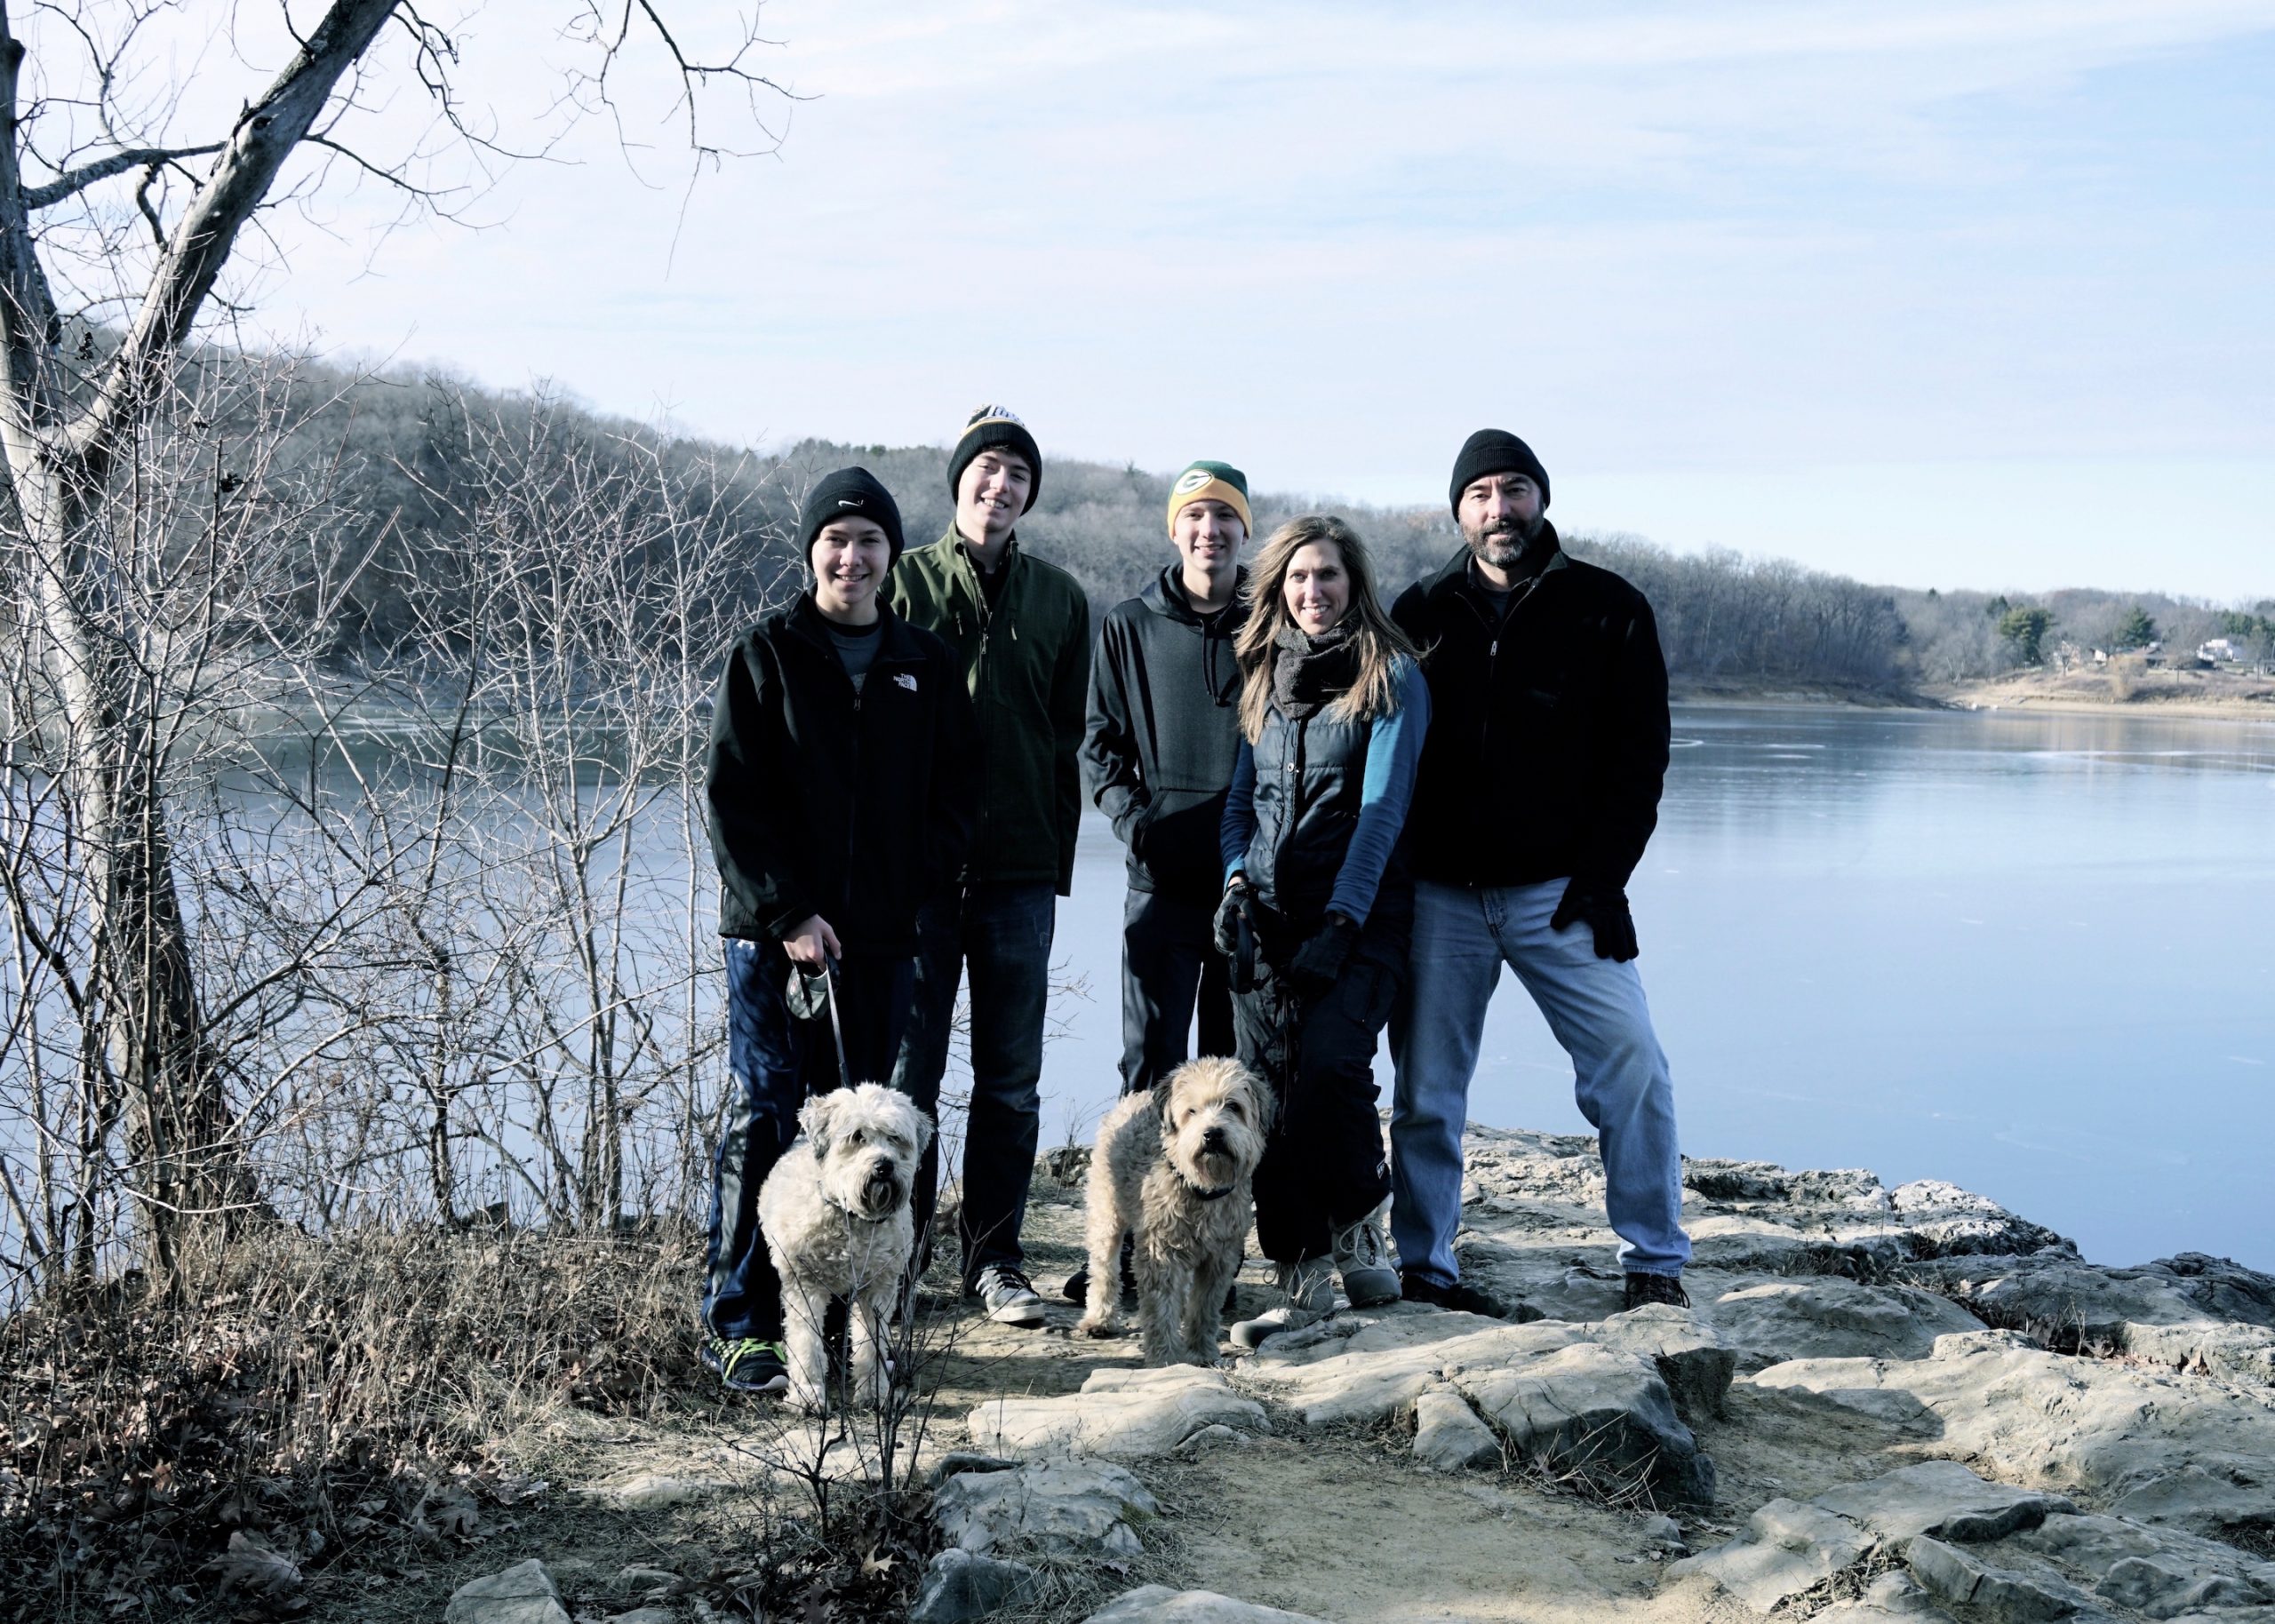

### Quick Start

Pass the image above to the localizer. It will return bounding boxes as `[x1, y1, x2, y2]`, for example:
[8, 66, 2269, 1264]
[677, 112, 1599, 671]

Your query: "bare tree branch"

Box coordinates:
[21, 142, 224, 211]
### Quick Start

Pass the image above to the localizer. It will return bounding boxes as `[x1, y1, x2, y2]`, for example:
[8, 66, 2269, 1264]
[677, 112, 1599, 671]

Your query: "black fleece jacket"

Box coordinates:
[705, 596, 978, 955]
[1390, 528, 1670, 891]
[1081, 566, 1249, 903]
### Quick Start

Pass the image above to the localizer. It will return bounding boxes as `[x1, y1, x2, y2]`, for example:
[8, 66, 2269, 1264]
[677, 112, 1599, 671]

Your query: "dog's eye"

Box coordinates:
[1226, 1103, 1245, 1118]
[848, 1129, 866, 1146]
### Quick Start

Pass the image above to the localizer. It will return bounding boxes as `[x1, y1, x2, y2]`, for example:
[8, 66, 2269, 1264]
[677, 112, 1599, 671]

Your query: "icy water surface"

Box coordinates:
[1046, 704, 2275, 1270]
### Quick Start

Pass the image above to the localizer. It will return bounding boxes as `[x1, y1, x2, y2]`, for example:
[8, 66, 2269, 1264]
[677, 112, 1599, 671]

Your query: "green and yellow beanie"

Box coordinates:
[1166, 460, 1251, 536]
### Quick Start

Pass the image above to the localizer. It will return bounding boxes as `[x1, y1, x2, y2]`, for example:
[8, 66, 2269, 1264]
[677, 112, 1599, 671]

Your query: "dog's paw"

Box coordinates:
[786, 1381, 830, 1416]
[1076, 1315, 1117, 1340]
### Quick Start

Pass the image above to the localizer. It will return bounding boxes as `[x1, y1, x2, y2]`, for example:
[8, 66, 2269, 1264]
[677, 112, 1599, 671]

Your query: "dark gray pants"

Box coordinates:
[1119, 888, 1236, 1096]
[891, 882, 1055, 1289]
[1233, 912, 1405, 1268]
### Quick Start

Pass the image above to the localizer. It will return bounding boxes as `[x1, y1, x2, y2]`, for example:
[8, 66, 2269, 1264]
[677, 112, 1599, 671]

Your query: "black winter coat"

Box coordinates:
[705, 597, 978, 955]
[1390, 529, 1670, 890]
[1081, 567, 1248, 903]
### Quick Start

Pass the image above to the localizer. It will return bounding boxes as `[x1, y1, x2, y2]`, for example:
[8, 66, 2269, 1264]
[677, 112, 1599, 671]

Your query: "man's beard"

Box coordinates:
[1464, 514, 1545, 569]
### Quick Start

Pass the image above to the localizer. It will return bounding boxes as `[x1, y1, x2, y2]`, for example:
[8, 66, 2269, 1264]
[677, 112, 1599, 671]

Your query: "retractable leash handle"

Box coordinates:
[821, 953, 855, 1090]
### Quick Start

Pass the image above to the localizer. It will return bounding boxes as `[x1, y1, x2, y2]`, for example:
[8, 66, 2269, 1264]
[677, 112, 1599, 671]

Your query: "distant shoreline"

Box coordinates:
[1670, 671, 2275, 723]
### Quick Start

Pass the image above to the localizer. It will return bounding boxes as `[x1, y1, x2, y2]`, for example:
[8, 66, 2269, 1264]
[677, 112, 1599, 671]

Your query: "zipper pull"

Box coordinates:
[1489, 640, 1499, 657]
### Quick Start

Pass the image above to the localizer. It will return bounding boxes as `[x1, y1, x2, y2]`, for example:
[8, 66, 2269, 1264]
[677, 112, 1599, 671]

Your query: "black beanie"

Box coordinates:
[1448, 429, 1550, 516]
[946, 404, 1042, 513]
[800, 466, 905, 569]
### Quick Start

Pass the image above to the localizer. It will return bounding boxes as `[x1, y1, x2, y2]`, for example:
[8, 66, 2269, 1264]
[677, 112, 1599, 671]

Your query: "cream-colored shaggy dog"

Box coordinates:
[1076, 1056, 1273, 1366]
[757, 1082, 934, 1413]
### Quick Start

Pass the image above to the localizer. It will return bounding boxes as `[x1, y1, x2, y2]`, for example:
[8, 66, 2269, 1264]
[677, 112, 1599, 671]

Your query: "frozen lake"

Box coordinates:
[1041, 703, 2275, 1270]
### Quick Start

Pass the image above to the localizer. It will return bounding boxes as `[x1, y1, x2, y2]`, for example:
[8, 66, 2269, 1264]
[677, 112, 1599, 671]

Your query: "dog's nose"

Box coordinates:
[1201, 1126, 1229, 1150]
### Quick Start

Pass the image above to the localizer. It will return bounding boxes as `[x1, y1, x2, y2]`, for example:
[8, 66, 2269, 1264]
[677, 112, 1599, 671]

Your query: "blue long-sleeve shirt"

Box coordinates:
[1219, 657, 1431, 925]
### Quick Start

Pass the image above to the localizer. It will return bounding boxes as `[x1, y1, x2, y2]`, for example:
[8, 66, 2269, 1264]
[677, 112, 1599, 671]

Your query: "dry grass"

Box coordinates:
[1, 1222, 703, 1620]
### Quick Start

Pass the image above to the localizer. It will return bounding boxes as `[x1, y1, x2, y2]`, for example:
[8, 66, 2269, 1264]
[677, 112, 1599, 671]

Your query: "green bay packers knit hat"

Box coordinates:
[1166, 460, 1252, 535]
[946, 404, 1042, 512]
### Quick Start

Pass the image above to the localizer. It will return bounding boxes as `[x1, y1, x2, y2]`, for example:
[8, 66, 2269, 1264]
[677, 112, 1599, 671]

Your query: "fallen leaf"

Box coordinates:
[206, 1530, 301, 1596]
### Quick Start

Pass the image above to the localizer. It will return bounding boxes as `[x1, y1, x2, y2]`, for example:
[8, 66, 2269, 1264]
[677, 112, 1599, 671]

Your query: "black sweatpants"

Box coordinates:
[1118, 888, 1236, 1096]
[1232, 917, 1407, 1267]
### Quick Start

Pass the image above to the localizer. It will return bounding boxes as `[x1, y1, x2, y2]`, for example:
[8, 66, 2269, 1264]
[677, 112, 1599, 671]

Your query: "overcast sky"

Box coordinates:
[247, 1, 2275, 601]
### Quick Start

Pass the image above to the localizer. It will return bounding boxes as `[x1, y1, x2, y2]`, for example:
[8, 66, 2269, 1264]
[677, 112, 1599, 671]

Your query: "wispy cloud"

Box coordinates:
[228, 0, 2275, 596]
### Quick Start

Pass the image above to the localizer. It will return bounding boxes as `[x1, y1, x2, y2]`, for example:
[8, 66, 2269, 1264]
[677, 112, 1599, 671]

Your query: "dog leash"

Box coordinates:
[821, 952, 855, 1088]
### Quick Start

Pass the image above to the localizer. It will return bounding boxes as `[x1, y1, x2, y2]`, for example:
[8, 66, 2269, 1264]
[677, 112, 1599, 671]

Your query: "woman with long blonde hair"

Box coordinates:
[1213, 515, 1431, 1344]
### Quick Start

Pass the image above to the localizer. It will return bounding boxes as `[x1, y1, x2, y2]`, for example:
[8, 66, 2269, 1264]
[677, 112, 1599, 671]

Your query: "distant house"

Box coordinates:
[2199, 638, 2240, 663]
[2089, 648, 2110, 665]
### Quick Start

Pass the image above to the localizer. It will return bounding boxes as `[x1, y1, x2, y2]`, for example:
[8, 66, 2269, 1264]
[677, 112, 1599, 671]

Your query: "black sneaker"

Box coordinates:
[1401, 1273, 1513, 1319]
[1623, 1272, 1691, 1310]
[1063, 1236, 1139, 1307]
[700, 1335, 789, 1394]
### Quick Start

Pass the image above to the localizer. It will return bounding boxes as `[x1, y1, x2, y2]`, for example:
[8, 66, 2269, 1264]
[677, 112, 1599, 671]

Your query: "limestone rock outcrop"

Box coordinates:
[965, 1365, 1269, 1459]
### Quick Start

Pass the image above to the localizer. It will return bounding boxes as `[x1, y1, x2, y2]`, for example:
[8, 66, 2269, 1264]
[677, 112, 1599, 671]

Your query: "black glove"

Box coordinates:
[1550, 880, 1639, 962]
[1211, 880, 1249, 957]
[1283, 912, 1360, 1001]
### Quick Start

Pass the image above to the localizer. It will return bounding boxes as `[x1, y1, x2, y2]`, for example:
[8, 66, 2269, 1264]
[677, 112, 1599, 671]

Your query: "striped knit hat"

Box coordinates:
[947, 404, 1042, 512]
[1166, 460, 1251, 536]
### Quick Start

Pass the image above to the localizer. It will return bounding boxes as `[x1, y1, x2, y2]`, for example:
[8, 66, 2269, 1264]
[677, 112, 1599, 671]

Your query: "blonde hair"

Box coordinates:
[1235, 515, 1420, 744]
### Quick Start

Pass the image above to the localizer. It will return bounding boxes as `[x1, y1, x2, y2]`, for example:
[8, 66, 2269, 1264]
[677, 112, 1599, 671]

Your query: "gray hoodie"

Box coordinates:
[1081, 565, 1249, 903]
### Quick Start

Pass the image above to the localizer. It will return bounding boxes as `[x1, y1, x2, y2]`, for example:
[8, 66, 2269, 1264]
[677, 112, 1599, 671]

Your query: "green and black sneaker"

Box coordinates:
[699, 1335, 788, 1395]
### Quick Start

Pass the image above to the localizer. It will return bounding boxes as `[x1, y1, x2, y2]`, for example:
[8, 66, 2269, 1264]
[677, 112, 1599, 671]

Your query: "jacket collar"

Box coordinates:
[783, 593, 924, 662]
[939, 526, 1021, 589]
[1422, 520, 1566, 604]
[1144, 563, 1249, 625]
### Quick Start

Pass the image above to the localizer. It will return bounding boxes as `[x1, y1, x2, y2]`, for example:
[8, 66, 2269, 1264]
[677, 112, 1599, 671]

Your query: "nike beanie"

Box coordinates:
[800, 466, 906, 570]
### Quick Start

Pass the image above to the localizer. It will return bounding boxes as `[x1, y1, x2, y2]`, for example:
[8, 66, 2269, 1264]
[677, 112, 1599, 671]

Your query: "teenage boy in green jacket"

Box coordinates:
[888, 405, 1091, 1325]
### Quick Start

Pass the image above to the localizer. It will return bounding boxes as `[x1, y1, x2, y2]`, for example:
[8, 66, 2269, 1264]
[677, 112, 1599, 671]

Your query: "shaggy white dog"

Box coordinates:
[757, 1082, 934, 1413]
[1076, 1056, 1273, 1366]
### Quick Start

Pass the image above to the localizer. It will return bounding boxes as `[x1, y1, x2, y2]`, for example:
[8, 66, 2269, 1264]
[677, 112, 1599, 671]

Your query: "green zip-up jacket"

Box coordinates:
[887, 529, 1091, 894]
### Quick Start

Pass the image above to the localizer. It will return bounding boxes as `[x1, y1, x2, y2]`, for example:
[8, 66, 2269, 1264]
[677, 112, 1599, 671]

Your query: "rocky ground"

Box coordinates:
[408, 1126, 2275, 1624]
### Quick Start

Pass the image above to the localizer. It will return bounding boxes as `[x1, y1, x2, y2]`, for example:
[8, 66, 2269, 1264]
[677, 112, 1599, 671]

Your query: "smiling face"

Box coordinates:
[1173, 498, 1246, 583]
[1282, 539, 1351, 636]
[1457, 470, 1546, 569]
[810, 517, 893, 623]
[954, 449, 1033, 549]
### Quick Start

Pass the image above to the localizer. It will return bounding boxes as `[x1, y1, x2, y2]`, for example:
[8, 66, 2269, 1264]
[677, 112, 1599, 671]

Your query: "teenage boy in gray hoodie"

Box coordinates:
[1072, 461, 1253, 1305]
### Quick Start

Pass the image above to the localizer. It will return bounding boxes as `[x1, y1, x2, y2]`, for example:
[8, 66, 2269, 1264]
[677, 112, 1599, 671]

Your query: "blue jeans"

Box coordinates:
[1390, 878, 1690, 1284]
[702, 941, 914, 1341]
[891, 882, 1055, 1288]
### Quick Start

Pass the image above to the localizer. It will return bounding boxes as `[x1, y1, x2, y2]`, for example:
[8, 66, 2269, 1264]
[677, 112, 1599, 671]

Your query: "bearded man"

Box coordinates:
[1386, 429, 1691, 1316]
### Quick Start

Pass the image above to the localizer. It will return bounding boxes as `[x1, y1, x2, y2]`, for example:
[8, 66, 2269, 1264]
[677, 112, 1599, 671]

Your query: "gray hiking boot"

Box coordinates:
[972, 1263, 1047, 1326]
[1230, 1256, 1334, 1349]
[1330, 1207, 1401, 1308]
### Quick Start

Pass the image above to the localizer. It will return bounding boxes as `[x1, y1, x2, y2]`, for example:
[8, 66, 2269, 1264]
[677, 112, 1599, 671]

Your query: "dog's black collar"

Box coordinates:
[1184, 1179, 1236, 1202]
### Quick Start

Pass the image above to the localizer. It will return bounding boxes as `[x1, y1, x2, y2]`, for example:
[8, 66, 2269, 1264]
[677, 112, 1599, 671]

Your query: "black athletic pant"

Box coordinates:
[1232, 913, 1406, 1268]
[1118, 888, 1236, 1096]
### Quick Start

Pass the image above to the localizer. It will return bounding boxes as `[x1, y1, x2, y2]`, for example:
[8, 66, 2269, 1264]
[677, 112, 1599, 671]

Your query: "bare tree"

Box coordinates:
[0, 0, 783, 1268]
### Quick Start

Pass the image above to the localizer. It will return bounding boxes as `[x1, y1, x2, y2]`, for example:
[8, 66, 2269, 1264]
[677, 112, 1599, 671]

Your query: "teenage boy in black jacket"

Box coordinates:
[699, 467, 977, 1393]
[1072, 460, 1251, 1305]
[1388, 431, 1691, 1318]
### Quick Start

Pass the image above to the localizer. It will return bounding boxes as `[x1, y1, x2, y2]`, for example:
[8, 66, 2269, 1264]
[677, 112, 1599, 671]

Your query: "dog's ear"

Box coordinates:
[911, 1105, 936, 1154]
[800, 1091, 842, 1160]
[1149, 1077, 1177, 1128]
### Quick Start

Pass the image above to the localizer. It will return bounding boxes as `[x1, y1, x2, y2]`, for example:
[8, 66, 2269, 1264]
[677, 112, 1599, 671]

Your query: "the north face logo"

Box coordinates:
[894, 673, 918, 692]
